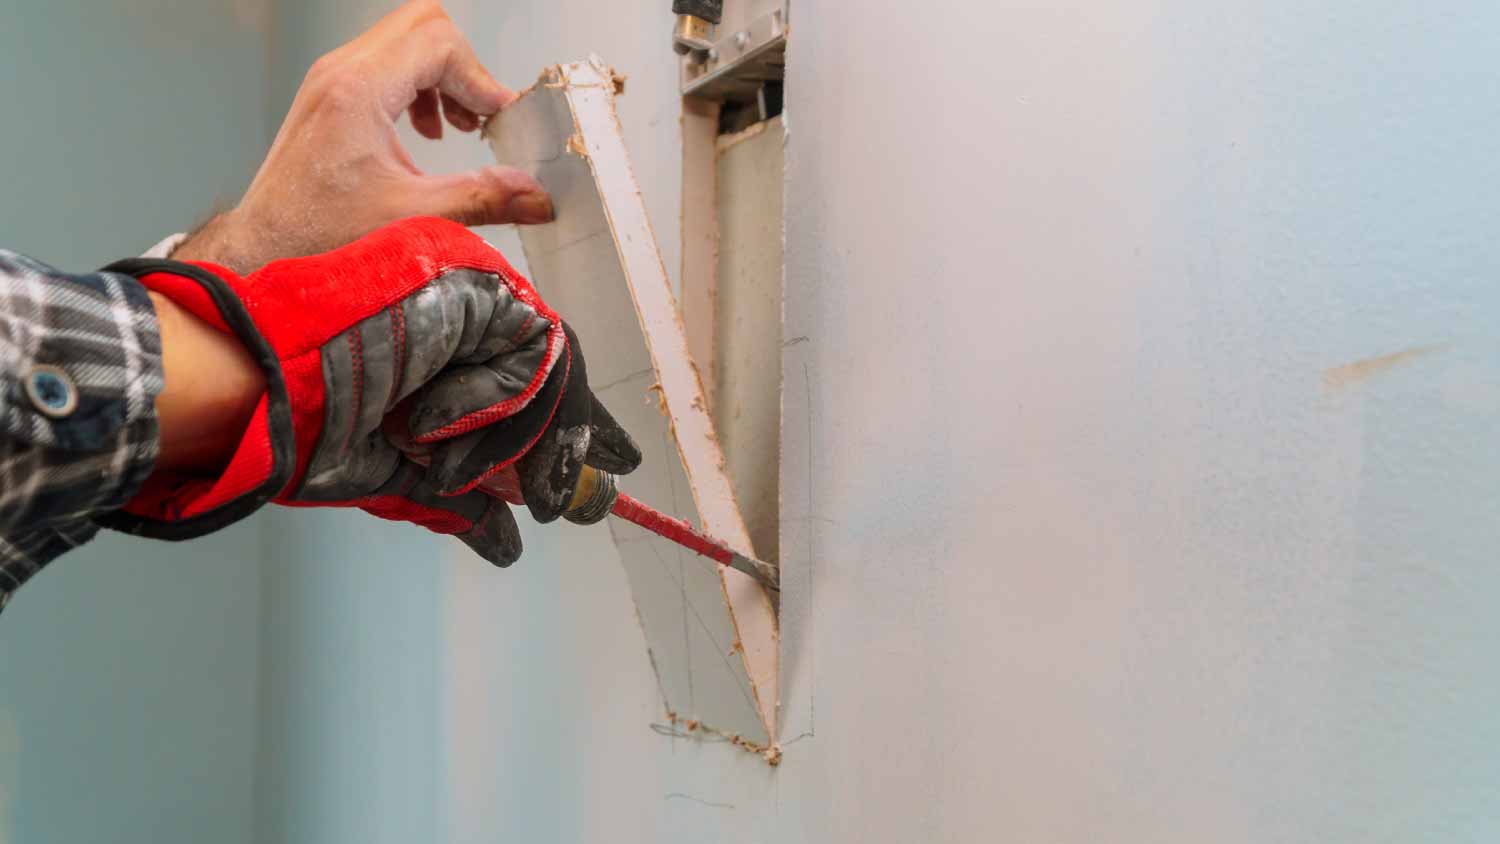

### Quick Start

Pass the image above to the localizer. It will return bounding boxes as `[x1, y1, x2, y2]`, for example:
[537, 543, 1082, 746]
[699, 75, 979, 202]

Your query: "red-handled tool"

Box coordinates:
[384, 413, 778, 591]
[394, 436, 778, 592]
[478, 462, 778, 592]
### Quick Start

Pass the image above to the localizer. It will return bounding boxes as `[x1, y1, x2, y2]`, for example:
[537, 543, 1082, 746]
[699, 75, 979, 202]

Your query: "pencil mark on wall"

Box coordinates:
[530, 228, 610, 259]
[786, 515, 839, 526]
[646, 541, 761, 716]
[594, 367, 654, 392]
[781, 730, 814, 747]
[651, 721, 726, 741]
[1323, 344, 1444, 392]
[644, 640, 672, 714]
[613, 534, 662, 545]
[664, 793, 736, 810]
[663, 427, 696, 716]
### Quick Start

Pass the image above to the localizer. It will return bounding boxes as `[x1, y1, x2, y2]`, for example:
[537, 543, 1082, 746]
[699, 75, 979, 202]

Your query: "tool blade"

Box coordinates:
[728, 551, 780, 593]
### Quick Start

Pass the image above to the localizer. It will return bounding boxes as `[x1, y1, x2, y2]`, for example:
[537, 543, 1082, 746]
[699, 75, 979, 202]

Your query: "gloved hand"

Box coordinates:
[100, 217, 641, 565]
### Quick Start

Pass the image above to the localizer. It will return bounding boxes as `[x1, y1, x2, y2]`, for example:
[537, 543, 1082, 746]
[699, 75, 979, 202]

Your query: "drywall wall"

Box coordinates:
[778, 1, 1500, 839]
[0, 3, 273, 843]
[264, 0, 1500, 841]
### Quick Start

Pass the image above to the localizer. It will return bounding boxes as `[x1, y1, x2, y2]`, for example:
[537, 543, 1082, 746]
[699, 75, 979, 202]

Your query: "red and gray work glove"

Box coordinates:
[100, 217, 641, 565]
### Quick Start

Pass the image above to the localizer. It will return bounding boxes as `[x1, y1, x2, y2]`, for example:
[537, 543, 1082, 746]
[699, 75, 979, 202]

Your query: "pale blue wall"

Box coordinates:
[0, 3, 271, 842]
[252, 509, 450, 843]
[777, 0, 1500, 839]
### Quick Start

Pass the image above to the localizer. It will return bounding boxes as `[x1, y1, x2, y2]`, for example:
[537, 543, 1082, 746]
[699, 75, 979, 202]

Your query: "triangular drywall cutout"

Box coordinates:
[485, 58, 779, 753]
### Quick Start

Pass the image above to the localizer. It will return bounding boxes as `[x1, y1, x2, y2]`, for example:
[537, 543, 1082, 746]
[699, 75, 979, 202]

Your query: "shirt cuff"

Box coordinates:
[0, 253, 164, 454]
[143, 233, 188, 260]
[0, 250, 168, 610]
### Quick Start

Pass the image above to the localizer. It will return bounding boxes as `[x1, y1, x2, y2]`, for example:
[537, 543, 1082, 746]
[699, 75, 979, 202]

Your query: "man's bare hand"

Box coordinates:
[176, 0, 550, 273]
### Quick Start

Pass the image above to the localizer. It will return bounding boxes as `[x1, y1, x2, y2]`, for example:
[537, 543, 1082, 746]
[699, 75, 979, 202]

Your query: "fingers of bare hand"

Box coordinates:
[406, 166, 554, 227]
[440, 92, 481, 132]
[409, 88, 443, 139]
[398, 16, 513, 118]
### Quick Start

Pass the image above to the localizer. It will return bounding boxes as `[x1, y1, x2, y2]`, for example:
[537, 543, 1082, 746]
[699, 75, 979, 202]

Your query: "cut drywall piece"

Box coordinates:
[485, 58, 779, 750]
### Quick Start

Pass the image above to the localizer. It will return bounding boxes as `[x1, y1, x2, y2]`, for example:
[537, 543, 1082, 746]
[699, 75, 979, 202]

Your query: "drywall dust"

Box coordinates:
[652, 711, 783, 765]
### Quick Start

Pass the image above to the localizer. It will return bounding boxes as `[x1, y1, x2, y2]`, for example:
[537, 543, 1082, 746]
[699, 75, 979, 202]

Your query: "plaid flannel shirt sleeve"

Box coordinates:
[0, 250, 164, 615]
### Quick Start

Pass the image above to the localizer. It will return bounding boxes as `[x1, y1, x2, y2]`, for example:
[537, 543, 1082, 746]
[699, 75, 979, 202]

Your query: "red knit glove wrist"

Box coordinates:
[98, 258, 294, 538]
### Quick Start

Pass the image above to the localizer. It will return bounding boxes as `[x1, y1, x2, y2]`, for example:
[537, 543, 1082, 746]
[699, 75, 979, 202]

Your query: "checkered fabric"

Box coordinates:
[0, 250, 164, 614]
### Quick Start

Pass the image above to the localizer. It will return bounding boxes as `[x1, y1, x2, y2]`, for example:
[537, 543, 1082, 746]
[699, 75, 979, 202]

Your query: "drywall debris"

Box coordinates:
[653, 710, 783, 765]
[566, 133, 588, 158]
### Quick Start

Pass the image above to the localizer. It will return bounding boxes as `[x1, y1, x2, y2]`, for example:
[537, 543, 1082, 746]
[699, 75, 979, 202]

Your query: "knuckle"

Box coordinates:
[449, 200, 493, 227]
[448, 177, 506, 225]
[406, 2, 454, 40]
[304, 53, 341, 87]
[302, 56, 363, 109]
[417, 16, 461, 51]
[320, 73, 366, 111]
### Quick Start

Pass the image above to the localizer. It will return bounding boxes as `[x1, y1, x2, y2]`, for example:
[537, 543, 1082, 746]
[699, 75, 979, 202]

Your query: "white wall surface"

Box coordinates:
[781, 1, 1500, 839]
[26, 0, 1491, 841]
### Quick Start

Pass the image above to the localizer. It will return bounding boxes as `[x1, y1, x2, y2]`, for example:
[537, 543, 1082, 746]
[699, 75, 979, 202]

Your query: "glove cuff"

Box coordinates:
[95, 258, 296, 540]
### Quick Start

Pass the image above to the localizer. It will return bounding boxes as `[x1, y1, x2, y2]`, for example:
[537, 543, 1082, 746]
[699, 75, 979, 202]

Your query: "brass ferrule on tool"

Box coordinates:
[563, 465, 618, 525]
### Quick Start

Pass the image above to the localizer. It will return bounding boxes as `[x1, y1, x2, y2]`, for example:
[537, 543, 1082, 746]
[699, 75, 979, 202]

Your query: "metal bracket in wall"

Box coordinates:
[680, 8, 786, 103]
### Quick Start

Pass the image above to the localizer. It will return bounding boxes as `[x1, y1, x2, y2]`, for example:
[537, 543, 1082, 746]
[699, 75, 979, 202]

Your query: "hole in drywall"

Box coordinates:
[710, 113, 784, 567]
[718, 80, 783, 135]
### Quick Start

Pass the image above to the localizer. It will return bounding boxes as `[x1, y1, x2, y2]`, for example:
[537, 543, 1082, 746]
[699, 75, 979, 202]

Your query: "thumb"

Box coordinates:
[404, 165, 554, 227]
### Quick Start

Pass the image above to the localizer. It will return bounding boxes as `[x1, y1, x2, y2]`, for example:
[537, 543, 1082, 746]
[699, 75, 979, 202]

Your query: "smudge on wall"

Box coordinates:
[1323, 345, 1444, 392]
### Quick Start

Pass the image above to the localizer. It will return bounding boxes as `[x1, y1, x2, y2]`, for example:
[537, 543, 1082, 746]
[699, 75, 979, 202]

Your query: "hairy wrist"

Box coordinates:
[171, 211, 259, 275]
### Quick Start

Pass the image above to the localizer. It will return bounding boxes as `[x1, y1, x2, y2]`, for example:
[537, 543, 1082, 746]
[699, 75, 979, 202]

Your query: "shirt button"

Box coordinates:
[26, 366, 78, 418]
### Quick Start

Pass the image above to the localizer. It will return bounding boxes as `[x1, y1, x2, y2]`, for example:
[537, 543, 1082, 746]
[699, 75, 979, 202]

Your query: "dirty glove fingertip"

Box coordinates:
[584, 394, 642, 474]
[462, 497, 524, 567]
